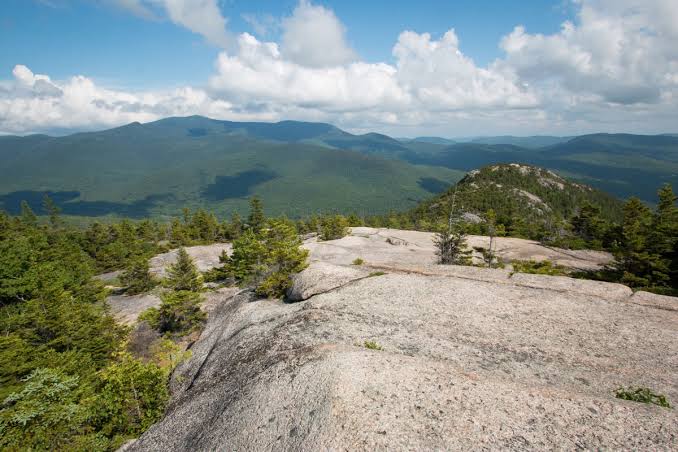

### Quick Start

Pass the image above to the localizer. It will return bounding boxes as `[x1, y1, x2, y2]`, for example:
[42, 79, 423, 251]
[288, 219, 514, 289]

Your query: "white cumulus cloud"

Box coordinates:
[280, 0, 357, 68]
[114, 0, 231, 47]
[497, 0, 678, 105]
[3, 0, 678, 136]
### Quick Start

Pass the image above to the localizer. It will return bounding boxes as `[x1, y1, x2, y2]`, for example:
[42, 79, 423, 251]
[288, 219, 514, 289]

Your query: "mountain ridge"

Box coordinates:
[2, 116, 678, 219]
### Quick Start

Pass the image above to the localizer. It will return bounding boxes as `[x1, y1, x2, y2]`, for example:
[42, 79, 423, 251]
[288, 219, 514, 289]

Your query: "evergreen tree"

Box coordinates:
[165, 248, 202, 292]
[226, 220, 308, 297]
[141, 291, 205, 335]
[169, 218, 188, 246]
[319, 214, 349, 241]
[189, 209, 219, 243]
[0, 368, 95, 451]
[120, 257, 156, 295]
[433, 222, 471, 265]
[616, 197, 665, 288]
[650, 184, 678, 289]
[347, 213, 362, 227]
[19, 201, 37, 226]
[255, 219, 309, 297]
[41, 194, 61, 228]
[95, 352, 169, 437]
[246, 196, 265, 232]
[481, 210, 498, 267]
[225, 230, 267, 285]
[571, 203, 606, 247]
[229, 212, 243, 239]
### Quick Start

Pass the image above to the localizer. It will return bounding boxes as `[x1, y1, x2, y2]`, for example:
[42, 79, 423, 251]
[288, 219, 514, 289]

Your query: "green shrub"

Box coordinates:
[615, 386, 671, 408]
[363, 340, 383, 351]
[0, 368, 100, 451]
[140, 290, 205, 336]
[319, 215, 350, 241]
[95, 352, 169, 441]
[368, 271, 386, 277]
[352, 258, 364, 265]
[120, 257, 156, 294]
[511, 259, 568, 276]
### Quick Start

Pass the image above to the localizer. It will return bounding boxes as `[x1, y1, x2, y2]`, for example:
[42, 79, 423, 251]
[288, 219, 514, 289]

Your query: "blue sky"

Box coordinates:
[1, 0, 677, 136]
[2, 0, 571, 88]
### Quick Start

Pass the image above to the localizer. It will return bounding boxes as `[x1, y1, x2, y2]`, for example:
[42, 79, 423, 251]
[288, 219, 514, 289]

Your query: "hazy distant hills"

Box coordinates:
[467, 135, 571, 148]
[403, 133, 678, 203]
[1, 115, 677, 219]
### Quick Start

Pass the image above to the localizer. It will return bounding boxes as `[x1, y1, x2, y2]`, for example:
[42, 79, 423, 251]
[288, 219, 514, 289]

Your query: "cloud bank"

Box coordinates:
[2, 0, 677, 135]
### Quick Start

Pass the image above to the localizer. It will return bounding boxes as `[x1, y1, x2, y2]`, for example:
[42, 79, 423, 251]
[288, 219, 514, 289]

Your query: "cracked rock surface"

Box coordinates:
[128, 244, 677, 450]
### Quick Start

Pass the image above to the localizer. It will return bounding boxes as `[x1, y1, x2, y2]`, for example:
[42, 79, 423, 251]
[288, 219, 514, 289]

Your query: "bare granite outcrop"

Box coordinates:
[125, 229, 677, 450]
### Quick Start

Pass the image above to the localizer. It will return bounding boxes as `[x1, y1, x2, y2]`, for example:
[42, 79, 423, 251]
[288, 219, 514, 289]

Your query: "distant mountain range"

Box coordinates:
[1, 115, 676, 219]
[398, 135, 571, 148]
[0, 116, 462, 219]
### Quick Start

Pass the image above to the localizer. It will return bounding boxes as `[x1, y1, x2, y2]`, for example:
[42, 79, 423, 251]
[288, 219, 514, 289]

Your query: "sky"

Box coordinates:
[1, 0, 677, 137]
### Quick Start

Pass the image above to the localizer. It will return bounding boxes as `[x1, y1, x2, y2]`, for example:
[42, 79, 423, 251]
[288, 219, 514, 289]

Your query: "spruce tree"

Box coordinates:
[434, 225, 471, 265]
[41, 195, 61, 228]
[319, 214, 349, 241]
[571, 203, 606, 247]
[228, 212, 243, 239]
[166, 248, 202, 291]
[226, 220, 308, 297]
[121, 257, 156, 294]
[19, 201, 37, 226]
[169, 218, 188, 246]
[247, 196, 265, 232]
[616, 197, 664, 288]
[650, 184, 678, 289]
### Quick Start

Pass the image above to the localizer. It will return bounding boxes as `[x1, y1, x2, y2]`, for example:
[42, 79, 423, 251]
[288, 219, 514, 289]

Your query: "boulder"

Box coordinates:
[287, 261, 370, 301]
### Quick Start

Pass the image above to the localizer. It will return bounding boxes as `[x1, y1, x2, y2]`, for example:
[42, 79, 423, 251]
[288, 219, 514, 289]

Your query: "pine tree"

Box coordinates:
[165, 248, 202, 291]
[616, 197, 665, 288]
[247, 196, 265, 232]
[41, 195, 61, 228]
[228, 211, 243, 239]
[225, 229, 267, 284]
[481, 209, 498, 267]
[571, 203, 606, 247]
[169, 218, 188, 246]
[319, 214, 349, 241]
[142, 290, 205, 334]
[189, 209, 218, 243]
[650, 184, 678, 289]
[226, 220, 308, 297]
[255, 219, 309, 297]
[19, 201, 37, 226]
[434, 224, 471, 265]
[120, 257, 156, 294]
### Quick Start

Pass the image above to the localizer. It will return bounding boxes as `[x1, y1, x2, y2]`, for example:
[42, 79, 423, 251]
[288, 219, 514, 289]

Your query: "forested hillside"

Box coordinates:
[408, 164, 623, 237]
[2, 117, 678, 221]
[0, 117, 461, 219]
[406, 133, 678, 203]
